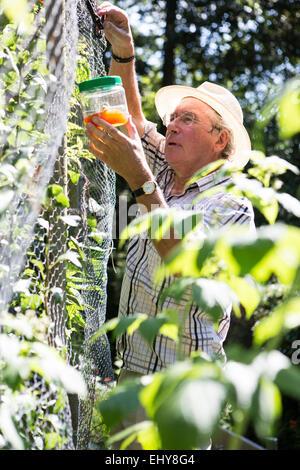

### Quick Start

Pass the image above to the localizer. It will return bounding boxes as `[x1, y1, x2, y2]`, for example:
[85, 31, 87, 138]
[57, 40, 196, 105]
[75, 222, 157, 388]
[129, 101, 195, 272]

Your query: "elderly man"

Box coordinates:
[85, 2, 255, 446]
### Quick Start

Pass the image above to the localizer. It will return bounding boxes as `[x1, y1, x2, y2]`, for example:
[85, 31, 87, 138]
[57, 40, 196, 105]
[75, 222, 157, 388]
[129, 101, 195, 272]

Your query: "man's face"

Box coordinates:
[165, 97, 227, 178]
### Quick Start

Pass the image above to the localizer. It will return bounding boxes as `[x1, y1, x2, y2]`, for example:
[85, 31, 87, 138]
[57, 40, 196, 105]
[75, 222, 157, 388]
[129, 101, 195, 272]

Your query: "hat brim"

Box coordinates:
[155, 85, 251, 169]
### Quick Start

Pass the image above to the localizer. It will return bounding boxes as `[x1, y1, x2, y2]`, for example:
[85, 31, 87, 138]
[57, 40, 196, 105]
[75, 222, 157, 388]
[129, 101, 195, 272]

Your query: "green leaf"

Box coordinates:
[252, 378, 282, 438]
[277, 84, 300, 138]
[140, 357, 221, 422]
[45, 184, 69, 208]
[1, 25, 17, 47]
[138, 316, 168, 345]
[252, 155, 299, 176]
[192, 279, 238, 322]
[218, 224, 300, 284]
[30, 343, 87, 397]
[172, 210, 203, 240]
[120, 207, 204, 247]
[155, 378, 226, 449]
[254, 297, 300, 345]
[275, 365, 300, 401]
[18, 119, 32, 131]
[283, 297, 300, 329]
[252, 225, 300, 284]
[68, 169, 80, 184]
[92, 315, 149, 343]
[254, 310, 284, 346]
[0, 190, 14, 213]
[52, 250, 82, 269]
[119, 212, 152, 246]
[45, 432, 61, 450]
[158, 310, 180, 342]
[1, 0, 30, 26]
[136, 421, 161, 450]
[260, 199, 278, 225]
[231, 234, 276, 276]
[20, 293, 43, 310]
[36, 217, 49, 231]
[187, 159, 227, 185]
[50, 287, 64, 304]
[115, 315, 147, 339]
[149, 210, 174, 241]
[2, 363, 26, 391]
[159, 322, 179, 343]
[224, 360, 258, 409]
[139, 373, 165, 419]
[88, 232, 104, 245]
[98, 380, 143, 428]
[276, 192, 300, 218]
[59, 215, 81, 227]
[196, 236, 217, 270]
[0, 405, 24, 450]
[161, 240, 204, 278]
[231, 175, 278, 223]
[119, 431, 138, 450]
[160, 277, 194, 305]
[107, 420, 151, 449]
[30, 259, 45, 276]
[223, 275, 260, 318]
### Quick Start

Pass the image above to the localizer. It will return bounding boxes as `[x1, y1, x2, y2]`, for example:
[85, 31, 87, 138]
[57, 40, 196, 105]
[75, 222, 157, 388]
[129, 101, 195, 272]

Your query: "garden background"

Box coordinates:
[1, 0, 300, 450]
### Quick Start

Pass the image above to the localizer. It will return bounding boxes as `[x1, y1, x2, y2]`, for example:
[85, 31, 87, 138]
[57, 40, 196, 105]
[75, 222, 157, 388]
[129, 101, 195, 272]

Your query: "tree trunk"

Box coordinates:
[162, 0, 178, 87]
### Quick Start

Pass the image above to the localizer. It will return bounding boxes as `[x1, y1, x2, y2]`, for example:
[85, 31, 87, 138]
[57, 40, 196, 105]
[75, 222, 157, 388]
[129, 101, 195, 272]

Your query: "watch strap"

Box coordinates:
[132, 186, 146, 197]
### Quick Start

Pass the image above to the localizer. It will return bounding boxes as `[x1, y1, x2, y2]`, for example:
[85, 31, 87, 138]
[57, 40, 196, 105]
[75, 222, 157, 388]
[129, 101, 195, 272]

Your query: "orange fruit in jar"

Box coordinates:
[84, 109, 128, 127]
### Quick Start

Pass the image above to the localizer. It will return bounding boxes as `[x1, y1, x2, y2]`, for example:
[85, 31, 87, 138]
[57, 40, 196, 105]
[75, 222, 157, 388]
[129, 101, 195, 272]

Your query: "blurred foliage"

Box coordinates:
[0, 312, 86, 449]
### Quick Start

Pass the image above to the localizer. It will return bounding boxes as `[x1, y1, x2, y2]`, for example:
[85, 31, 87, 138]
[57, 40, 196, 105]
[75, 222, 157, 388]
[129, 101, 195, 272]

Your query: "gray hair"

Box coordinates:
[210, 112, 235, 160]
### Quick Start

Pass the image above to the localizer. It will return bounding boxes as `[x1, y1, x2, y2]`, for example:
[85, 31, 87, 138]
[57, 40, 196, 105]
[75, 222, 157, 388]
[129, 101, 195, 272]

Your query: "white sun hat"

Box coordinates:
[155, 81, 251, 169]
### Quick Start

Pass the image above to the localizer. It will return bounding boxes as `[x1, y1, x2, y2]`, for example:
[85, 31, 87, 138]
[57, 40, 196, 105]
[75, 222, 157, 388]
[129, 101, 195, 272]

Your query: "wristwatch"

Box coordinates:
[132, 180, 157, 198]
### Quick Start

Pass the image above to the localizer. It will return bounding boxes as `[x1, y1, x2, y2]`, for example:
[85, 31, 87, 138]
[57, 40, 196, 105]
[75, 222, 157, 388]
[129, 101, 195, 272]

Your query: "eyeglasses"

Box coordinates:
[163, 111, 222, 134]
[163, 111, 203, 127]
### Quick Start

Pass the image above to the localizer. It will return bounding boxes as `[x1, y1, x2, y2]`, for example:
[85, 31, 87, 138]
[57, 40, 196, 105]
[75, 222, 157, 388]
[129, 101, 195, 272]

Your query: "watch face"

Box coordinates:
[143, 181, 156, 194]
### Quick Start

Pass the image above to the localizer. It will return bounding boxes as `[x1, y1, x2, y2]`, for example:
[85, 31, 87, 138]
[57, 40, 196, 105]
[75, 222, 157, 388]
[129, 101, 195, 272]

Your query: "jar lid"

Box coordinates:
[77, 76, 122, 93]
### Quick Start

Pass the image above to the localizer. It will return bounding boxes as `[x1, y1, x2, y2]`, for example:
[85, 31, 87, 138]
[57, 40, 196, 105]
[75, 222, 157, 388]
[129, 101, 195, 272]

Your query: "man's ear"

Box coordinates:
[215, 129, 229, 152]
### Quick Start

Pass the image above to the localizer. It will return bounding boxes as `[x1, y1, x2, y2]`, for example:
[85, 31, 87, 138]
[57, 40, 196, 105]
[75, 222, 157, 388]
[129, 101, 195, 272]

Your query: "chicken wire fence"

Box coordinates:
[0, 0, 115, 449]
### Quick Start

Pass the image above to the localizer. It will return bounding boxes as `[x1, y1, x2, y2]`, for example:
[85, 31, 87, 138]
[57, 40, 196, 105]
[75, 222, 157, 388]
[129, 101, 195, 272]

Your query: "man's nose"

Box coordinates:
[167, 118, 180, 133]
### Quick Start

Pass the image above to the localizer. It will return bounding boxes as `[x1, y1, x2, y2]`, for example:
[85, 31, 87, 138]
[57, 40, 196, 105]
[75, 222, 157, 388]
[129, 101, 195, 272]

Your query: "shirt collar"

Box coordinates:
[193, 168, 231, 193]
[164, 166, 231, 196]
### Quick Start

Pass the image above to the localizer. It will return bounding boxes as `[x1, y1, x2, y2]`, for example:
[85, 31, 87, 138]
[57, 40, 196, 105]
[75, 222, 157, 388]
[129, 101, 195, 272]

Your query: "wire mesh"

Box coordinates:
[0, 0, 115, 450]
[75, 0, 115, 450]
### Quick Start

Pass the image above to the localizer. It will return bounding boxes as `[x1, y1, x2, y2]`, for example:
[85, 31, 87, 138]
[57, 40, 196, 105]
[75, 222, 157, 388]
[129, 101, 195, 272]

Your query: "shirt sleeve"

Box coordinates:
[205, 194, 255, 233]
[141, 120, 166, 178]
[186, 193, 256, 242]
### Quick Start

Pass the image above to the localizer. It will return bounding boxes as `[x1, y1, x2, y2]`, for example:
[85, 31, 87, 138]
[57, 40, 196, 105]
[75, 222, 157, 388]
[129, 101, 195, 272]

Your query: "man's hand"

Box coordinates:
[85, 116, 181, 261]
[85, 115, 152, 190]
[97, 2, 134, 58]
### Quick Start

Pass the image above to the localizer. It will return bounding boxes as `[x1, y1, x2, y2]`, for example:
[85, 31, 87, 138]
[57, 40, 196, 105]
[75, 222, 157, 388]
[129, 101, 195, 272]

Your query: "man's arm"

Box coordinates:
[97, 2, 146, 137]
[85, 116, 180, 261]
[133, 187, 180, 261]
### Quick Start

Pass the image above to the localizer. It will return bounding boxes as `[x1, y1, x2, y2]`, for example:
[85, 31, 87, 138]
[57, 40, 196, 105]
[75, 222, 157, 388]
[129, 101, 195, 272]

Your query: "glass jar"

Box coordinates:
[78, 75, 128, 128]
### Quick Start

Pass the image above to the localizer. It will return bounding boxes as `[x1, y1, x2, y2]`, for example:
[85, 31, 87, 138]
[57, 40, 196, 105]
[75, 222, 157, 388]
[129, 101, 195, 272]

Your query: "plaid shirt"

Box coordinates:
[117, 121, 255, 375]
